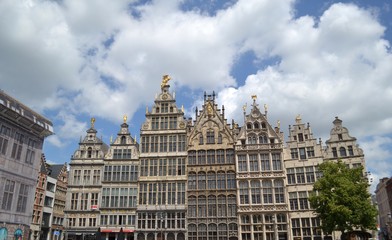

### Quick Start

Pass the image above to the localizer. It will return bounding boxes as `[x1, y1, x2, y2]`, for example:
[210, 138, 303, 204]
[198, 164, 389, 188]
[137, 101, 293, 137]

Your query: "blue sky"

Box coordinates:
[0, 0, 391, 192]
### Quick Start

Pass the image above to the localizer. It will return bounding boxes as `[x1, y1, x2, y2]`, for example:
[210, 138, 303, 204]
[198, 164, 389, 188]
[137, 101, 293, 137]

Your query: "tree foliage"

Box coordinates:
[308, 160, 377, 236]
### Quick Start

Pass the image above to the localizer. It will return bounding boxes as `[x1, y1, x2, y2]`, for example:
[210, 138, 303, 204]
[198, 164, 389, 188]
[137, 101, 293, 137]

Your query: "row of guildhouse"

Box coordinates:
[63, 76, 371, 240]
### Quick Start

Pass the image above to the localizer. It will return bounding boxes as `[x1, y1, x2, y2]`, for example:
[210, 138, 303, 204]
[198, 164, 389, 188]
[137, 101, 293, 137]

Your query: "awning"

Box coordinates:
[122, 229, 135, 233]
[100, 228, 121, 233]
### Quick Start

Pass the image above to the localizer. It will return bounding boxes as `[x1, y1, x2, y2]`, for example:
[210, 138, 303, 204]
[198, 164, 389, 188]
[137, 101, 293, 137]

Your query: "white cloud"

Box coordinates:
[0, 0, 391, 183]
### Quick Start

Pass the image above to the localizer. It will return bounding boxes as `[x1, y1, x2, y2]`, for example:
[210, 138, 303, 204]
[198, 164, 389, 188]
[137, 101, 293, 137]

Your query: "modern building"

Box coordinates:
[234, 96, 288, 240]
[284, 115, 324, 240]
[99, 118, 139, 240]
[187, 92, 238, 240]
[135, 78, 188, 240]
[65, 119, 108, 240]
[0, 90, 53, 240]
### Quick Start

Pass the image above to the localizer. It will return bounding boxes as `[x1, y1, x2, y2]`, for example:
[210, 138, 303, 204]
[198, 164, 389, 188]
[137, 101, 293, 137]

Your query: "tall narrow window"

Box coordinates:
[274, 180, 285, 203]
[2, 179, 15, 210]
[262, 180, 273, 204]
[339, 147, 347, 157]
[239, 181, 249, 204]
[207, 130, 215, 144]
[238, 155, 247, 172]
[251, 180, 261, 204]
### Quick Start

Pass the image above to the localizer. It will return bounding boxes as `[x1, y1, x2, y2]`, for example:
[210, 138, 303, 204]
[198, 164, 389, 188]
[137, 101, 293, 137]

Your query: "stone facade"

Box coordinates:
[187, 92, 238, 240]
[0, 90, 53, 240]
[63, 80, 373, 240]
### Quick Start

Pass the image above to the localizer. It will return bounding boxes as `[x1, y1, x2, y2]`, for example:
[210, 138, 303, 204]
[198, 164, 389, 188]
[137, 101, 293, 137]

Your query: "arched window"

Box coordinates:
[207, 172, 216, 190]
[259, 134, 268, 144]
[254, 122, 259, 129]
[198, 172, 206, 190]
[217, 195, 226, 217]
[199, 134, 204, 145]
[198, 224, 207, 239]
[198, 196, 207, 217]
[340, 147, 347, 157]
[228, 195, 237, 217]
[121, 136, 126, 144]
[189, 150, 196, 165]
[217, 133, 222, 144]
[239, 181, 249, 204]
[248, 134, 257, 144]
[188, 196, 197, 217]
[198, 150, 206, 164]
[247, 123, 252, 129]
[188, 224, 197, 240]
[188, 172, 196, 190]
[227, 171, 236, 189]
[261, 122, 266, 129]
[207, 130, 215, 144]
[217, 171, 226, 189]
[208, 196, 217, 217]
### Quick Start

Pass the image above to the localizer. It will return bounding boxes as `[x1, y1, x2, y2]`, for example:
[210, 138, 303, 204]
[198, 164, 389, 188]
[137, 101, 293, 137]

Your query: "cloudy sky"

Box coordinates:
[1, 0, 391, 192]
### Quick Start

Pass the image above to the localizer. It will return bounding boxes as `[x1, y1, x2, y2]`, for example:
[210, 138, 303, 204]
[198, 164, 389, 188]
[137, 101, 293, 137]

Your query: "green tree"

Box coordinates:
[309, 160, 377, 238]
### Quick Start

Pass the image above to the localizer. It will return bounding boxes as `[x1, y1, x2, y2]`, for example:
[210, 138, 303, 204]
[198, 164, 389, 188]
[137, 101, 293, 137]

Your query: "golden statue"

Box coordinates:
[207, 102, 213, 116]
[91, 117, 95, 128]
[251, 95, 257, 101]
[242, 103, 247, 112]
[123, 115, 127, 123]
[161, 75, 171, 88]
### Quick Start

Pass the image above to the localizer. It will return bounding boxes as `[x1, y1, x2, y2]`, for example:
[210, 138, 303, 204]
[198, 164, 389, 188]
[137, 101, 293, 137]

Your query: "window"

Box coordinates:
[248, 135, 257, 144]
[249, 154, 259, 172]
[208, 172, 216, 190]
[199, 134, 204, 145]
[332, 147, 337, 158]
[260, 154, 270, 171]
[339, 147, 347, 157]
[0, 136, 8, 155]
[217, 134, 222, 144]
[226, 149, 234, 164]
[299, 148, 306, 160]
[2, 179, 15, 210]
[198, 172, 206, 190]
[287, 168, 296, 184]
[188, 173, 196, 190]
[289, 192, 298, 210]
[272, 153, 281, 170]
[160, 136, 167, 152]
[227, 172, 236, 189]
[306, 147, 315, 158]
[299, 191, 309, 210]
[263, 180, 273, 204]
[338, 134, 343, 140]
[73, 169, 81, 185]
[259, 135, 268, 144]
[207, 130, 215, 144]
[198, 150, 206, 164]
[189, 151, 196, 165]
[239, 181, 249, 204]
[207, 150, 215, 164]
[274, 180, 285, 203]
[168, 135, 177, 152]
[348, 145, 354, 156]
[251, 181, 261, 204]
[71, 193, 79, 209]
[160, 117, 169, 129]
[217, 171, 226, 189]
[238, 155, 247, 172]
[208, 196, 217, 217]
[298, 133, 304, 142]
[216, 149, 225, 164]
[178, 134, 186, 151]
[217, 195, 226, 217]
[169, 117, 177, 129]
[188, 197, 196, 218]
[198, 196, 206, 217]
[306, 167, 315, 183]
[296, 168, 305, 184]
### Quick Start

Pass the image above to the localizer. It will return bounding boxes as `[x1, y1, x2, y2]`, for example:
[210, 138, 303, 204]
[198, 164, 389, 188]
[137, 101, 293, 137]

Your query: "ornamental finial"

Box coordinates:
[123, 115, 127, 123]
